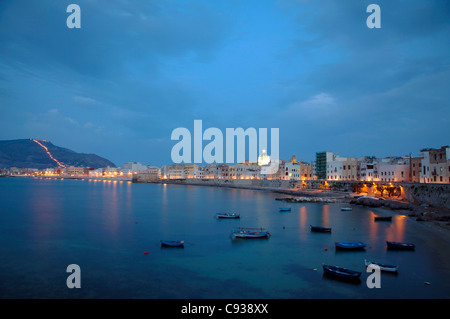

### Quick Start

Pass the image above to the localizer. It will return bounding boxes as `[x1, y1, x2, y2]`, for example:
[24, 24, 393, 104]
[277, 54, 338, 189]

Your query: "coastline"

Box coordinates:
[152, 179, 450, 237]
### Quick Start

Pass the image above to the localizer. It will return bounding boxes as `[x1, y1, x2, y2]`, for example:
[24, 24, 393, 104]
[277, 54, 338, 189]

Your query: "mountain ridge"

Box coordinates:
[0, 139, 116, 169]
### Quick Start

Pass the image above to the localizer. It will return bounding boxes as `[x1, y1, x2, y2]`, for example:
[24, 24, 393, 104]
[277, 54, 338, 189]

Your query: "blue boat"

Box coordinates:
[386, 241, 415, 250]
[310, 225, 331, 233]
[160, 240, 184, 248]
[216, 212, 240, 219]
[323, 264, 361, 281]
[279, 207, 291, 212]
[335, 241, 366, 250]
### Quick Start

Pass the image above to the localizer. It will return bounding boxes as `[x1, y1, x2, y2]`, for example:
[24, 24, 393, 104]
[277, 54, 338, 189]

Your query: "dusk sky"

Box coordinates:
[1, 0, 449, 167]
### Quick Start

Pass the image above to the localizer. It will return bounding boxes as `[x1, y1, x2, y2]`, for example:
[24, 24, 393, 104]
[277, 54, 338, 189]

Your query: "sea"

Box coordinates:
[0, 177, 449, 299]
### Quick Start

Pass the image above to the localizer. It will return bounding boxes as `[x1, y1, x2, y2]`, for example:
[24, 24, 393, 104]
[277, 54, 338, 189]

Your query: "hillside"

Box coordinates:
[0, 139, 116, 169]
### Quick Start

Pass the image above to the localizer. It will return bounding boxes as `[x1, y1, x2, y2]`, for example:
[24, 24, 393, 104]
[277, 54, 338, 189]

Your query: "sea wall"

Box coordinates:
[133, 175, 450, 209]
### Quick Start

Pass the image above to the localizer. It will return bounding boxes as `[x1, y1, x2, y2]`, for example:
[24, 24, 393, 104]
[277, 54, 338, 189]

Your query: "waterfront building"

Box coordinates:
[123, 162, 148, 173]
[147, 166, 161, 178]
[66, 166, 86, 176]
[315, 152, 334, 180]
[410, 156, 422, 183]
[204, 163, 218, 179]
[420, 146, 450, 183]
[326, 155, 347, 181]
[229, 163, 260, 179]
[358, 157, 378, 182]
[342, 158, 358, 181]
[300, 162, 312, 180]
[311, 161, 317, 180]
[217, 164, 229, 179]
[284, 155, 301, 180]
[184, 164, 201, 179]
[160, 164, 185, 179]
[377, 157, 411, 182]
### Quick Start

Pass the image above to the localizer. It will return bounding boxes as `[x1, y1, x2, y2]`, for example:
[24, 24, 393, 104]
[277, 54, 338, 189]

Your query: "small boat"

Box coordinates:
[160, 240, 184, 248]
[340, 207, 352, 211]
[365, 259, 398, 273]
[323, 264, 361, 281]
[216, 212, 240, 219]
[232, 227, 270, 239]
[335, 241, 366, 250]
[386, 241, 415, 250]
[279, 207, 291, 212]
[374, 216, 392, 221]
[310, 225, 331, 233]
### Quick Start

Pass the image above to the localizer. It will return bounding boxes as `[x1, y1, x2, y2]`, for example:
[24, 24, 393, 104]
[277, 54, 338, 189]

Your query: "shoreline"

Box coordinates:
[154, 179, 450, 236]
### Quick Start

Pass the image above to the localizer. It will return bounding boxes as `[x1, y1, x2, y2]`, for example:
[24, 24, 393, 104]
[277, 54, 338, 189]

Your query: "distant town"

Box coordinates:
[2, 145, 449, 185]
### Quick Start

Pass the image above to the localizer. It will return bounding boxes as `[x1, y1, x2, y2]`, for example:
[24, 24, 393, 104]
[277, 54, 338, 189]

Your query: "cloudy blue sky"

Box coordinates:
[0, 0, 449, 167]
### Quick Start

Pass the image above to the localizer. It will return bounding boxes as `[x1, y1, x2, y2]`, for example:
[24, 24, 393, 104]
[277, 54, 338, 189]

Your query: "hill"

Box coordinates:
[0, 139, 116, 169]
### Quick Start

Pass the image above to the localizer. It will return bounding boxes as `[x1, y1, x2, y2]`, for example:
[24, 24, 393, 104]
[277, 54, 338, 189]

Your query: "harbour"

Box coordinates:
[1, 177, 449, 299]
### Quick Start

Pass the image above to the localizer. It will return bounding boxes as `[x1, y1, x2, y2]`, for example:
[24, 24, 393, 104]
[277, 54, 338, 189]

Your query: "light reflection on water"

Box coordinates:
[0, 177, 449, 299]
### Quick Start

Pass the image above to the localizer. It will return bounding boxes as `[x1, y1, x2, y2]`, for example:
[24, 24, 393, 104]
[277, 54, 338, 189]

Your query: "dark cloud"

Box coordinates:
[0, 0, 448, 165]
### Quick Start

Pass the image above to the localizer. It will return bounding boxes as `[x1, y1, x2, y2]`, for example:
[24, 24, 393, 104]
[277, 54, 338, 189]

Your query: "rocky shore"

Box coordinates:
[152, 178, 450, 234]
[276, 191, 450, 235]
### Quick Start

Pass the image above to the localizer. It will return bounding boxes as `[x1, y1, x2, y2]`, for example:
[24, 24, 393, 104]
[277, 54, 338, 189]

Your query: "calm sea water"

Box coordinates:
[0, 177, 449, 299]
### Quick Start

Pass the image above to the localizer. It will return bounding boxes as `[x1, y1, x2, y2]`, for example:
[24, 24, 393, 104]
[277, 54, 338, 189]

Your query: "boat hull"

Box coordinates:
[335, 241, 366, 250]
[323, 265, 361, 281]
[310, 225, 331, 233]
[279, 208, 291, 212]
[374, 216, 392, 221]
[160, 240, 184, 248]
[217, 213, 240, 219]
[386, 241, 415, 250]
[365, 259, 398, 273]
[232, 228, 270, 239]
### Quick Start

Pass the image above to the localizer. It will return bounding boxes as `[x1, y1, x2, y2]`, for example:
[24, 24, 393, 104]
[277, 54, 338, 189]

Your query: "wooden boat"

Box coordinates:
[340, 207, 352, 211]
[232, 227, 270, 239]
[374, 216, 392, 221]
[386, 241, 415, 250]
[365, 259, 398, 273]
[279, 207, 291, 212]
[335, 241, 366, 250]
[323, 264, 361, 281]
[216, 212, 240, 219]
[160, 240, 184, 248]
[310, 225, 331, 233]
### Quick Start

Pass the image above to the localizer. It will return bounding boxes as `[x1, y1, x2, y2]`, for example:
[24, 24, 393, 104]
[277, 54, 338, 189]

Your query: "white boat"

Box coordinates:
[216, 212, 240, 219]
[340, 207, 352, 211]
[232, 227, 270, 239]
[365, 259, 398, 273]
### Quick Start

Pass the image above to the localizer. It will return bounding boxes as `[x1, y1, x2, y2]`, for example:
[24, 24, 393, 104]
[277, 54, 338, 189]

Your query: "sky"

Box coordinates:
[0, 0, 449, 167]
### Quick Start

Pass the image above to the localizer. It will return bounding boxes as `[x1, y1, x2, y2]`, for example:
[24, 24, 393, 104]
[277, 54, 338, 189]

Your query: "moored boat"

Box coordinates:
[216, 212, 240, 219]
[232, 227, 270, 239]
[335, 241, 366, 250]
[340, 207, 352, 211]
[310, 225, 331, 233]
[323, 264, 361, 281]
[374, 216, 392, 221]
[364, 259, 398, 273]
[279, 207, 291, 212]
[386, 241, 415, 250]
[160, 240, 184, 248]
